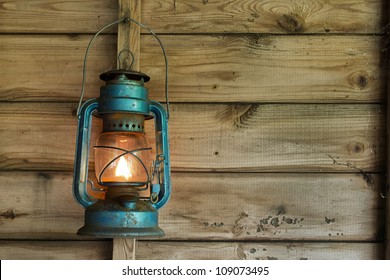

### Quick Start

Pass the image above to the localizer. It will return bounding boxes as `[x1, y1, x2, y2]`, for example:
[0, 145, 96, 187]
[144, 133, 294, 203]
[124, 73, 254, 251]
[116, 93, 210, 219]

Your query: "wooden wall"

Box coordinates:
[0, 0, 388, 260]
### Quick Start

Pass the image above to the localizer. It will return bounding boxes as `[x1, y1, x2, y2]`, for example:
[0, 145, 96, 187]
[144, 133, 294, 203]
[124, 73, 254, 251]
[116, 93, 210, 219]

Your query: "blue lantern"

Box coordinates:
[73, 68, 171, 238]
[73, 17, 171, 238]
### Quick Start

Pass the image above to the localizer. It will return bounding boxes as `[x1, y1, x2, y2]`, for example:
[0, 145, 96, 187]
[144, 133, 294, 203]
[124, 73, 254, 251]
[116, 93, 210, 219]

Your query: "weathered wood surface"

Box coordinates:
[0, 241, 113, 260]
[117, 0, 140, 70]
[112, 238, 136, 260]
[0, 102, 385, 172]
[0, 0, 386, 262]
[0, 0, 384, 34]
[0, 35, 384, 103]
[0, 241, 383, 260]
[0, 172, 384, 241]
[136, 241, 385, 260]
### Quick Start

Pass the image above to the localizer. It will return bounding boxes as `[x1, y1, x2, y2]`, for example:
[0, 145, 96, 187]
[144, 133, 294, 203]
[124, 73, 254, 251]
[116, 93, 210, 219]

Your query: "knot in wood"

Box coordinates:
[0, 209, 16, 219]
[349, 71, 371, 90]
[277, 13, 305, 33]
[348, 142, 365, 155]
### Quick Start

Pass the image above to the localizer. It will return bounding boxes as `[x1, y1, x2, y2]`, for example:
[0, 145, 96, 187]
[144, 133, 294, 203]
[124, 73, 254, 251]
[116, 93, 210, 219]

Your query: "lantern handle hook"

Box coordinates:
[117, 49, 135, 70]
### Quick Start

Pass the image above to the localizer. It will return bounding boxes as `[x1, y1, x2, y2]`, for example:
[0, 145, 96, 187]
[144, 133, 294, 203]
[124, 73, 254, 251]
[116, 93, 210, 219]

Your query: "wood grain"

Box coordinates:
[112, 238, 136, 260]
[0, 241, 383, 260]
[136, 241, 385, 260]
[0, 241, 112, 260]
[0, 34, 384, 103]
[0, 0, 386, 262]
[117, 0, 140, 70]
[0, 0, 384, 34]
[0, 103, 385, 172]
[0, 172, 384, 241]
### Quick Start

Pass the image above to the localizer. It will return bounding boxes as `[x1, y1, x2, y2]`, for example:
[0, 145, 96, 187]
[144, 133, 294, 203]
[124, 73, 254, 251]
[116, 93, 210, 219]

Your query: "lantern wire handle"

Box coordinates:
[76, 18, 124, 117]
[76, 17, 170, 120]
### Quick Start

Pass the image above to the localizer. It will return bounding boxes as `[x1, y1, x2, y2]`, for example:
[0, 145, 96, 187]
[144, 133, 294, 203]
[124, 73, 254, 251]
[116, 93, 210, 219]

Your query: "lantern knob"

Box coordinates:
[119, 195, 138, 210]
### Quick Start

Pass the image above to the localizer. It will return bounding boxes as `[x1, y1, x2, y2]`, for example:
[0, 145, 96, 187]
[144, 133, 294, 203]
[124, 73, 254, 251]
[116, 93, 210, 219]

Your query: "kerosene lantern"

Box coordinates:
[73, 69, 171, 237]
[72, 19, 171, 238]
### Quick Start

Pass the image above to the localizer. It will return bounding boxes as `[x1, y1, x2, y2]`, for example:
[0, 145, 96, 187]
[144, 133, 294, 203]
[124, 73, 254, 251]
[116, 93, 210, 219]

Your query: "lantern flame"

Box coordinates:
[115, 156, 132, 180]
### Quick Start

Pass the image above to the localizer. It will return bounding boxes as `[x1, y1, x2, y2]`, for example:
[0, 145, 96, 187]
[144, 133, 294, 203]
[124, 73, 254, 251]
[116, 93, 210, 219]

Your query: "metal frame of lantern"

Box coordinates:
[72, 18, 171, 238]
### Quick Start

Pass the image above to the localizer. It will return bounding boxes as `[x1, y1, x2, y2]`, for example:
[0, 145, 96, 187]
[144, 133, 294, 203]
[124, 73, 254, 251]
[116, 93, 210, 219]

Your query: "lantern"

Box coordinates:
[72, 69, 171, 237]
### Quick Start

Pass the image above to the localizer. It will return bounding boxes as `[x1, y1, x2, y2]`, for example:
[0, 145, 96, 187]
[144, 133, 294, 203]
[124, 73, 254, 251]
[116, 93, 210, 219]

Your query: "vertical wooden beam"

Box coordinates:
[113, 238, 137, 260]
[117, 0, 140, 71]
[113, 0, 141, 260]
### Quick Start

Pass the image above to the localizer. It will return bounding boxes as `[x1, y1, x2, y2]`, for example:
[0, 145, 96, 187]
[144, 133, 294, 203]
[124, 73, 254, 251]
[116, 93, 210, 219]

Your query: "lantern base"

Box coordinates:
[77, 194, 164, 238]
[78, 226, 164, 238]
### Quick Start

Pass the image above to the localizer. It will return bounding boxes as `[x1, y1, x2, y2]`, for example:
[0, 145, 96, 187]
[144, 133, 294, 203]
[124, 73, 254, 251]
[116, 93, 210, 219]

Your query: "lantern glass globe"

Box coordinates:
[94, 132, 152, 186]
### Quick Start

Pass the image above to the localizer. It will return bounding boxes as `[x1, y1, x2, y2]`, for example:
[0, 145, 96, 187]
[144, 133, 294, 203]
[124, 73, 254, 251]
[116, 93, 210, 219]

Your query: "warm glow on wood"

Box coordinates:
[115, 156, 132, 180]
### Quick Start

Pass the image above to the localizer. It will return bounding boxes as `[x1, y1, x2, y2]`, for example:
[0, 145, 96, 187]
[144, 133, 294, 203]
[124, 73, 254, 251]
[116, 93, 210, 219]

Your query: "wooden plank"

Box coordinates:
[0, 103, 385, 172]
[162, 172, 385, 241]
[0, 241, 383, 260]
[0, 34, 384, 103]
[117, 0, 140, 70]
[113, 238, 136, 260]
[0, 241, 112, 260]
[136, 242, 385, 260]
[0, 172, 384, 241]
[0, 1, 384, 34]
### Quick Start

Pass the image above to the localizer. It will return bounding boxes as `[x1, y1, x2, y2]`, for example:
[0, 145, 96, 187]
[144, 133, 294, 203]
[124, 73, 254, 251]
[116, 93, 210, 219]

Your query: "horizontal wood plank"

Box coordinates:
[0, 172, 385, 241]
[0, 103, 385, 172]
[0, 1, 384, 34]
[0, 240, 383, 260]
[137, 241, 384, 260]
[0, 34, 384, 103]
[0, 241, 112, 260]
